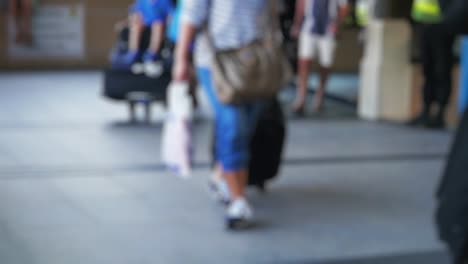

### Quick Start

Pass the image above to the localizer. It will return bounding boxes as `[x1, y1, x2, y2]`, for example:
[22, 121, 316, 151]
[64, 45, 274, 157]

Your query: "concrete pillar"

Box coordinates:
[358, 19, 413, 121]
[460, 37, 468, 114]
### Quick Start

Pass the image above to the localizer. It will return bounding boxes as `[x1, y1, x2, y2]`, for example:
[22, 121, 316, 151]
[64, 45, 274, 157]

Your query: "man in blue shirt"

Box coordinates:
[125, 0, 174, 76]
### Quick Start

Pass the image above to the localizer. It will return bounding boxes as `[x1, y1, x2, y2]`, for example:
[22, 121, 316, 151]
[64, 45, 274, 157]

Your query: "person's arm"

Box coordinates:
[337, 0, 351, 24]
[332, 0, 350, 35]
[173, 23, 197, 81]
[172, 0, 209, 81]
[291, 0, 306, 38]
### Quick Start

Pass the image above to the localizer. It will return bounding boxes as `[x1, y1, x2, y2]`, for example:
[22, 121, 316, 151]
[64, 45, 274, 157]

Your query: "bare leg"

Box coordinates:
[208, 163, 231, 204]
[314, 66, 330, 112]
[212, 163, 223, 181]
[293, 59, 313, 114]
[129, 13, 144, 53]
[142, 23, 165, 76]
[148, 23, 165, 55]
[238, 170, 248, 196]
[223, 169, 248, 200]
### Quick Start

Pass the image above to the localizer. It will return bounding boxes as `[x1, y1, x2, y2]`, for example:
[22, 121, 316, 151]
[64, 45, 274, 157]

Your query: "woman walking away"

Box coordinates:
[173, 0, 282, 230]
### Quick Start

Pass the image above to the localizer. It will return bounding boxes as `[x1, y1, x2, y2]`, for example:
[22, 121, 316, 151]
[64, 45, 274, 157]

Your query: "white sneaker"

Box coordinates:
[144, 61, 164, 78]
[226, 198, 254, 230]
[131, 62, 145, 74]
[208, 178, 231, 206]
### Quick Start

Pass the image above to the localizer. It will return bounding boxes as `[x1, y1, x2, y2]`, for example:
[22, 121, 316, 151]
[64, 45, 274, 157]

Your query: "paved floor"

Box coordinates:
[0, 72, 455, 263]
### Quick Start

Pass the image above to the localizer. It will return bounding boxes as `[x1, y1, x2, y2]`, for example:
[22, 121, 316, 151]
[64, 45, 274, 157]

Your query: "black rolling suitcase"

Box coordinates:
[212, 99, 286, 191]
[436, 110, 468, 264]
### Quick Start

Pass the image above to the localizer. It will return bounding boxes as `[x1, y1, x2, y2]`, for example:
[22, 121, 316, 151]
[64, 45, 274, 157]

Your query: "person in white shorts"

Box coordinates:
[291, 0, 349, 114]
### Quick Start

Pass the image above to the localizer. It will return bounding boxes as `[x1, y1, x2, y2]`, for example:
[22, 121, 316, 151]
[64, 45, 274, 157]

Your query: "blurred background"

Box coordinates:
[0, 0, 466, 263]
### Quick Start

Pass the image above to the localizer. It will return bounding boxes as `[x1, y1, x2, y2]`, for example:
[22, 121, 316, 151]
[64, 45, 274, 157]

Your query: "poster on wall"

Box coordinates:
[7, 3, 85, 60]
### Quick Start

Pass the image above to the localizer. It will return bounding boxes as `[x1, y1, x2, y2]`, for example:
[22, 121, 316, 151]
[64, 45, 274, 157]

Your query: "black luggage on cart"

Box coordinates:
[103, 24, 175, 122]
[212, 99, 286, 191]
[103, 69, 170, 102]
[104, 24, 172, 102]
[103, 68, 171, 123]
[249, 99, 286, 190]
[436, 110, 468, 263]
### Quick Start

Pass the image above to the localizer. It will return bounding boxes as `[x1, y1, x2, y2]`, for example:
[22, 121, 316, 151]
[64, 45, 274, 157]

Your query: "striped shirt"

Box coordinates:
[302, 0, 348, 36]
[182, 0, 268, 50]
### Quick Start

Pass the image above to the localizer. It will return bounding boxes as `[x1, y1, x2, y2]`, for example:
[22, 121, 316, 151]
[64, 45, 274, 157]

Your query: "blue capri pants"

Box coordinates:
[197, 67, 264, 173]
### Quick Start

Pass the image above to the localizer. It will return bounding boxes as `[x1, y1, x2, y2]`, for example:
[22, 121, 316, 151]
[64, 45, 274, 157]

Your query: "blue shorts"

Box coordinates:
[133, 0, 174, 26]
[197, 68, 264, 173]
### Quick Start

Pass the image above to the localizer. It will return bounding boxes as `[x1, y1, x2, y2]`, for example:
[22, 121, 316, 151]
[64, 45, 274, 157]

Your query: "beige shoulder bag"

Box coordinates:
[206, 1, 293, 105]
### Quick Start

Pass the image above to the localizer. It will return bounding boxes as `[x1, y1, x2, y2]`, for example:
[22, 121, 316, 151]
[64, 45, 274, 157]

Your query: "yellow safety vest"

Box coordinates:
[412, 0, 442, 24]
[356, 0, 370, 27]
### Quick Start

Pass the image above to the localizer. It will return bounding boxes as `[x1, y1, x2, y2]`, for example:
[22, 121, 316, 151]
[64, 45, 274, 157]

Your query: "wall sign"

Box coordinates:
[8, 3, 85, 60]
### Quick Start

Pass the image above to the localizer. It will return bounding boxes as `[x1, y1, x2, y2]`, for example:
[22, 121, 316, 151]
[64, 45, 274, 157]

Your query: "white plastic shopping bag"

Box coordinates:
[161, 81, 194, 178]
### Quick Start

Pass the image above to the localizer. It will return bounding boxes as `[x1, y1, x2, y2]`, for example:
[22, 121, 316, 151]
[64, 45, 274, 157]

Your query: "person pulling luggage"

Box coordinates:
[173, 0, 290, 230]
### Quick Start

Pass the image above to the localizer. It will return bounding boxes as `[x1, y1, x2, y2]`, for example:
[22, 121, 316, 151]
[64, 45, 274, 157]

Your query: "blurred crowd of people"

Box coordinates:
[107, 0, 467, 262]
[109, 0, 354, 231]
